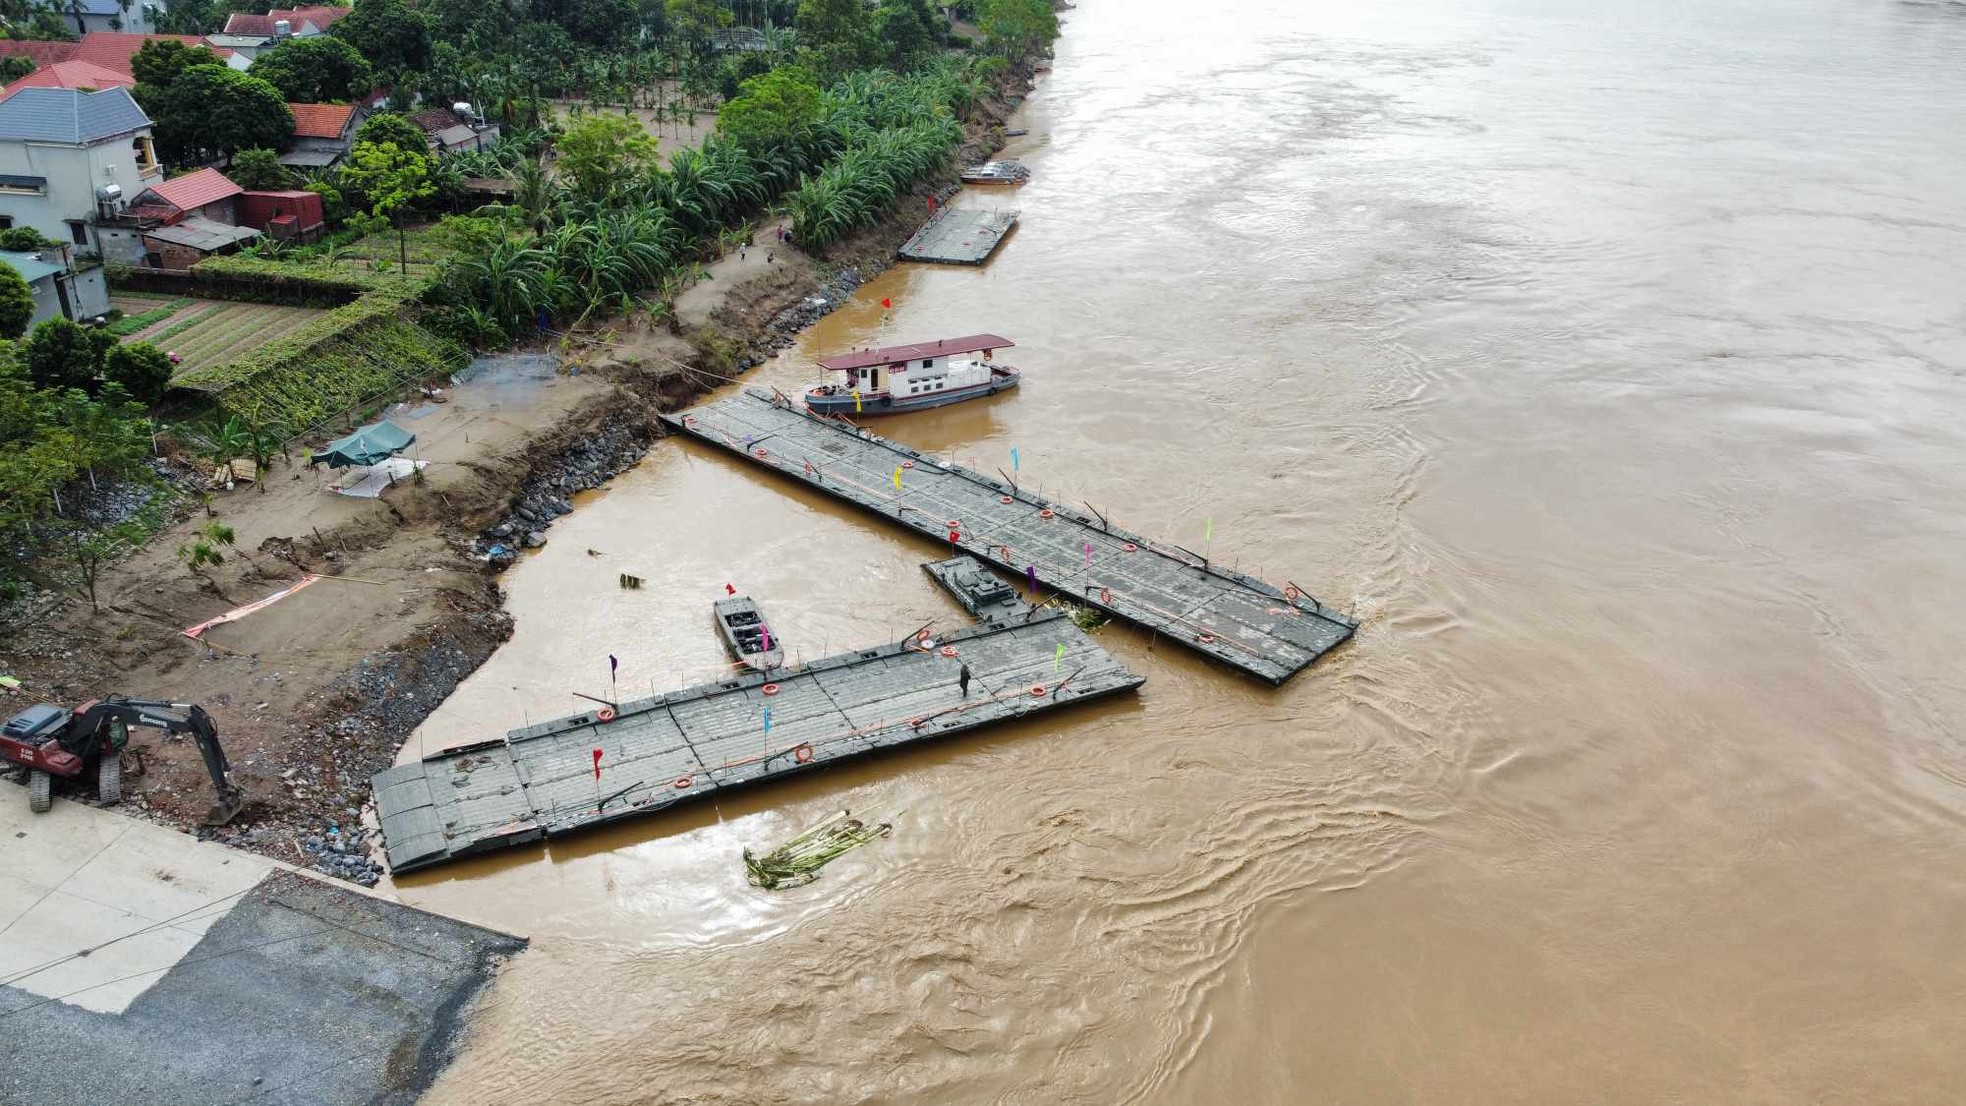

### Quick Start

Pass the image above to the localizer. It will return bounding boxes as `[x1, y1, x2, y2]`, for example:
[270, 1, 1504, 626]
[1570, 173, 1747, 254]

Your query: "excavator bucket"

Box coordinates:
[203, 787, 246, 827]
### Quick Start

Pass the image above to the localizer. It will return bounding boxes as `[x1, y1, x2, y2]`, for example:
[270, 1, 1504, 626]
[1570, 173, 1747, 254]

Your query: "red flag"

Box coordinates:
[927, 195, 938, 212]
[881, 297, 892, 309]
[592, 748, 603, 779]
[725, 583, 736, 595]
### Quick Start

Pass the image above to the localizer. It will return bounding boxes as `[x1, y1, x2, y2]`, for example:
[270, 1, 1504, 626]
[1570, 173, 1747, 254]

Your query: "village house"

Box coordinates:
[0, 247, 111, 326]
[109, 166, 259, 268]
[279, 101, 364, 170]
[410, 106, 501, 158]
[0, 33, 245, 80]
[0, 86, 160, 254]
[211, 6, 351, 57]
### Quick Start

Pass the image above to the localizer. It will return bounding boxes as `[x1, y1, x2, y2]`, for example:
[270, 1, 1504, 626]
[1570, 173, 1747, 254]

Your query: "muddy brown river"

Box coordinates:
[402, 0, 1966, 1101]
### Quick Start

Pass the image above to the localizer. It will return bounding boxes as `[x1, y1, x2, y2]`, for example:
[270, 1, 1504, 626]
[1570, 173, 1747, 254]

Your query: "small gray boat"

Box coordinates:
[714, 596, 785, 672]
[960, 159, 1031, 185]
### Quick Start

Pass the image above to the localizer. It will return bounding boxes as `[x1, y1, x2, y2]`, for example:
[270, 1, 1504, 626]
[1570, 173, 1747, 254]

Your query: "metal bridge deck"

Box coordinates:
[372, 582, 1141, 875]
[896, 208, 1019, 265]
[660, 390, 1356, 685]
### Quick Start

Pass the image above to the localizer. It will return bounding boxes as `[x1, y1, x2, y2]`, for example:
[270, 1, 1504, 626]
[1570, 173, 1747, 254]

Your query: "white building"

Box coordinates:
[0, 87, 161, 257]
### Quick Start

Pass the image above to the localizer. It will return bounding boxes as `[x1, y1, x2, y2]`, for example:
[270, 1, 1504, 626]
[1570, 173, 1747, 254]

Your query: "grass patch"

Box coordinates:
[107, 298, 193, 336]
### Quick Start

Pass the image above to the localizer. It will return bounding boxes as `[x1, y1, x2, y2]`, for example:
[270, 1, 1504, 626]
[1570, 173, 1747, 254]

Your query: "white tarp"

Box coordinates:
[327, 457, 426, 498]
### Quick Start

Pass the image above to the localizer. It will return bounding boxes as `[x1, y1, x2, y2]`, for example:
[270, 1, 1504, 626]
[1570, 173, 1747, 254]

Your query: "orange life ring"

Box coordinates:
[673, 776, 693, 789]
[753, 447, 769, 458]
[1284, 585, 1301, 602]
[762, 683, 780, 696]
[596, 706, 617, 722]
[901, 460, 916, 469]
[1031, 684, 1047, 697]
[1099, 588, 1113, 605]
[794, 743, 814, 763]
[909, 717, 924, 727]
[1000, 495, 1013, 504]
[917, 628, 932, 643]
[1199, 632, 1216, 644]
[1039, 509, 1054, 520]
[1122, 543, 1137, 552]
[940, 645, 958, 658]
[946, 519, 962, 530]
[683, 415, 697, 426]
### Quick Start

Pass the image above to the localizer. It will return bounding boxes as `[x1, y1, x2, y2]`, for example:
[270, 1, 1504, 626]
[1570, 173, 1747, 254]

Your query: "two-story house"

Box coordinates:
[0, 87, 160, 256]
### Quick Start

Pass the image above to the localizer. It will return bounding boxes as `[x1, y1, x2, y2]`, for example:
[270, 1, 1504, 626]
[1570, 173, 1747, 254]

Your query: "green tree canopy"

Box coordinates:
[356, 112, 429, 155]
[796, 0, 876, 76]
[874, 0, 945, 69]
[0, 55, 36, 82]
[247, 35, 375, 102]
[22, 319, 112, 394]
[975, 0, 1058, 61]
[339, 140, 436, 219]
[130, 39, 223, 90]
[554, 113, 656, 198]
[0, 263, 34, 340]
[716, 65, 822, 146]
[227, 147, 293, 191]
[102, 343, 174, 404]
[331, 0, 432, 76]
[664, 0, 731, 51]
[0, 227, 61, 252]
[150, 67, 295, 165]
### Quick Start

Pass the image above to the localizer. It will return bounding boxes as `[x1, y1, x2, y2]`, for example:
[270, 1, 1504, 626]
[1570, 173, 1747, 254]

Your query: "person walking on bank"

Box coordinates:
[958, 663, 972, 698]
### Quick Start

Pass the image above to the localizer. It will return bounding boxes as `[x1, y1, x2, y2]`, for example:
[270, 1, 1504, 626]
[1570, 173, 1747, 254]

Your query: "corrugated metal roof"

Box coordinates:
[0, 86, 150, 144]
[0, 249, 62, 283]
[817, 334, 1016, 371]
[139, 167, 242, 214]
[277, 147, 341, 168]
[287, 102, 355, 139]
[141, 215, 258, 251]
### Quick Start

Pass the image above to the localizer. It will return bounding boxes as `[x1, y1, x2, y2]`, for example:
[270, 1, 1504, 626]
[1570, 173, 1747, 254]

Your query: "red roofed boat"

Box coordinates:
[805, 333, 1018, 416]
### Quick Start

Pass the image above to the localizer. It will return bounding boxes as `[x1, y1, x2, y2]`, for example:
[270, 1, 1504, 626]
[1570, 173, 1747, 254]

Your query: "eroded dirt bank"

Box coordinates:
[0, 80, 1030, 883]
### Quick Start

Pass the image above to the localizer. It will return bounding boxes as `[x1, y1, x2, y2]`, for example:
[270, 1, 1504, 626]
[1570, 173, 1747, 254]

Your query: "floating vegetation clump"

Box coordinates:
[1068, 603, 1110, 631]
[744, 809, 897, 890]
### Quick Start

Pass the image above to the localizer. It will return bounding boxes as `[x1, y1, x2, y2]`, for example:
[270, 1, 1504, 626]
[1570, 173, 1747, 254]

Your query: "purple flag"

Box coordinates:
[1026, 564, 1038, 595]
[761, 625, 771, 652]
[1083, 542, 1093, 566]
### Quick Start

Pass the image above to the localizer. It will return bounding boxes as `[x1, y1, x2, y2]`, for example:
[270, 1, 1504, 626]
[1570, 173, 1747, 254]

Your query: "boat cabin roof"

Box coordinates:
[817, 333, 1013, 372]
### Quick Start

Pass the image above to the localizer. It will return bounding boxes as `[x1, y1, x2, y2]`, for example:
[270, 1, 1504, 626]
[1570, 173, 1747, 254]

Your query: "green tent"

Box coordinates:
[310, 421, 416, 469]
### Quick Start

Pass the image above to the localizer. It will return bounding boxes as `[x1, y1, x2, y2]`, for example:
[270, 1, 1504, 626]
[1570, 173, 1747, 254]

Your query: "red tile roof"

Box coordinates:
[818, 334, 1016, 371]
[0, 41, 81, 68]
[223, 6, 351, 35]
[0, 60, 134, 100]
[287, 101, 356, 139]
[139, 168, 242, 219]
[71, 33, 233, 79]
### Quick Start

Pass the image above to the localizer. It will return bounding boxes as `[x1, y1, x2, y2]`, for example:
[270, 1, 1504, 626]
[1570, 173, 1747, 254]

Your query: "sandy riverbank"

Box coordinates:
[0, 74, 1030, 883]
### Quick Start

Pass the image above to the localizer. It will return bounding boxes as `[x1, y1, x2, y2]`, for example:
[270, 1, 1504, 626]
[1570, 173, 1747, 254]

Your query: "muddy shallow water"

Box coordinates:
[405, 0, 1966, 1101]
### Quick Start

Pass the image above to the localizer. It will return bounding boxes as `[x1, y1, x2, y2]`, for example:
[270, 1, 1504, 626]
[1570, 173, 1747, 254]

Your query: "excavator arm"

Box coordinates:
[66, 698, 246, 825]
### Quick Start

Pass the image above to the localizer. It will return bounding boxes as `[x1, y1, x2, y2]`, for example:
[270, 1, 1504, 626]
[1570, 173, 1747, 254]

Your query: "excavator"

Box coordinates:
[0, 696, 246, 825]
